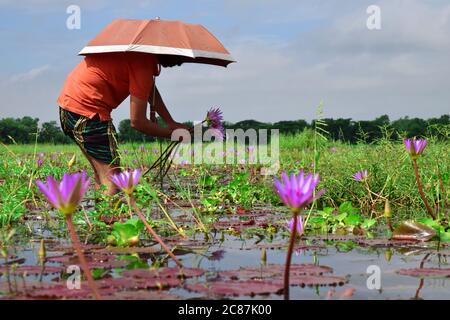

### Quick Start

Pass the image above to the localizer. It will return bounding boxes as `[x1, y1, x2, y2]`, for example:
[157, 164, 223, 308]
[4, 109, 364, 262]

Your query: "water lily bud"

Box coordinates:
[67, 154, 76, 169]
[261, 248, 267, 266]
[384, 249, 392, 262]
[38, 239, 46, 262]
[384, 199, 391, 218]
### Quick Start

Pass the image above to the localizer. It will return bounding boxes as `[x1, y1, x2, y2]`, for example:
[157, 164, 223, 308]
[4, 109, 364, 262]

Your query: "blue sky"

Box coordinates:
[1, 0, 449, 126]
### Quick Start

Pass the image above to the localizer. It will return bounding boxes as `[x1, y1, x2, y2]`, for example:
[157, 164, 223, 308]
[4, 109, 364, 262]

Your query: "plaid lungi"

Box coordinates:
[59, 107, 120, 166]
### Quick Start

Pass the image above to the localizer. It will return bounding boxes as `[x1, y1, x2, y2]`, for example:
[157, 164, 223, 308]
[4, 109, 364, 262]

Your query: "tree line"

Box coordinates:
[0, 114, 448, 145]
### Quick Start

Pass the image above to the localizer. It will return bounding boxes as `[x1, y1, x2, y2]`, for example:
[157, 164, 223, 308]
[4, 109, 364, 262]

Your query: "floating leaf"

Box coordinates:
[283, 275, 348, 287]
[357, 239, 427, 248]
[96, 277, 181, 290]
[397, 268, 450, 278]
[392, 221, 436, 241]
[122, 267, 205, 279]
[219, 264, 333, 280]
[0, 265, 63, 276]
[105, 290, 179, 300]
[185, 280, 283, 297]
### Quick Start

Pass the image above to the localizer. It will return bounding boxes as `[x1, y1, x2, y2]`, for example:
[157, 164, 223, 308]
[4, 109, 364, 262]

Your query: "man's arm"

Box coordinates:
[130, 95, 173, 139]
[149, 86, 190, 131]
[149, 86, 174, 125]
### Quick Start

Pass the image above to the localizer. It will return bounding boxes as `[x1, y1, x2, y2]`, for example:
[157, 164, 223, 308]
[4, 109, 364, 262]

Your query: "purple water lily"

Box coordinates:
[206, 107, 225, 141]
[404, 139, 427, 160]
[111, 169, 142, 195]
[352, 170, 368, 182]
[206, 107, 223, 128]
[36, 159, 43, 167]
[274, 171, 324, 213]
[35, 172, 90, 215]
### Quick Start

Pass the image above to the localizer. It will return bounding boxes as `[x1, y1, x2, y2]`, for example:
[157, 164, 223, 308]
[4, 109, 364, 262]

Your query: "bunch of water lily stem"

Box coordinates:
[144, 108, 224, 180]
[36, 169, 182, 300]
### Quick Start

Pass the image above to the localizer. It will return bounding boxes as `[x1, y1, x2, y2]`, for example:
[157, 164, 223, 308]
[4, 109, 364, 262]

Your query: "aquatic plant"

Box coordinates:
[111, 169, 142, 196]
[111, 169, 182, 267]
[35, 172, 101, 299]
[404, 139, 436, 220]
[274, 170, 324, 300]
[205, 107, 224, 141]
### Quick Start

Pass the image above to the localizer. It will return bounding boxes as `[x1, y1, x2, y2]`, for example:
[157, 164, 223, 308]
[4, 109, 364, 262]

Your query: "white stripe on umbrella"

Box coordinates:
[79, 44, 235, 62]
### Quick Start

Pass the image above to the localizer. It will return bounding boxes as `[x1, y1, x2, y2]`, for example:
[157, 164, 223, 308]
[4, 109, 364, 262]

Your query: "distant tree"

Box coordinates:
[0, 117, 39, 144]
[273, 120, 309, 134]
[391, 117, 428, 138]
[39, 121, 71, 144]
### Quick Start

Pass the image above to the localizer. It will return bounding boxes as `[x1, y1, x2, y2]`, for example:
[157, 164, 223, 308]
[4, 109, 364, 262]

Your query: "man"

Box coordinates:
[57, 52, 189, 195]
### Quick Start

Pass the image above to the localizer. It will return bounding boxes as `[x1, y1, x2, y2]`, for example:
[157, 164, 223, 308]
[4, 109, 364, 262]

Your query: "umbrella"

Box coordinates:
[78, 18, 235, 67]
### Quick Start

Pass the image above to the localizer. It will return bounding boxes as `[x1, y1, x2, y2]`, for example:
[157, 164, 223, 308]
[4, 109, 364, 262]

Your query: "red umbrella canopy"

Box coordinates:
[79, 19, 235, 67]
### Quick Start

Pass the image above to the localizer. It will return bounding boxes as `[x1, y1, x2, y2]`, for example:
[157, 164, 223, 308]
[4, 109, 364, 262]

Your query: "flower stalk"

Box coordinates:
[66, 214, 102, 300]
[412, 159, 436, 220]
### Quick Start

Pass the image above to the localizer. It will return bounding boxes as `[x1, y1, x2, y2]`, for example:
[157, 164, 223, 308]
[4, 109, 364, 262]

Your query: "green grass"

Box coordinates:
[0, 131, 448, 231]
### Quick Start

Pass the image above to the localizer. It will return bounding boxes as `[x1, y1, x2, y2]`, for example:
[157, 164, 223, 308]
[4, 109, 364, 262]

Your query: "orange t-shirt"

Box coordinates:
[57, 52, 158, 121]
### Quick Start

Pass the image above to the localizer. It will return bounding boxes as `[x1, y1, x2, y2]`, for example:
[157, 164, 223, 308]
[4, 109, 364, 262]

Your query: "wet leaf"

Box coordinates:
[392, 221, 437, 241]
[94, 246, 160, 255]
[397, 268, 450, 278]
[0, 265, 63, 276]
[105, 290, 179, 300]
[122, 267, 205, 279]
[357, 239, 425, 248]
[96, 277, 181, 290]
[185, 280, 283, 297]
[219, 264, 333, 280]
[248, 243, 325, 251]
[283, 275, 348, 287]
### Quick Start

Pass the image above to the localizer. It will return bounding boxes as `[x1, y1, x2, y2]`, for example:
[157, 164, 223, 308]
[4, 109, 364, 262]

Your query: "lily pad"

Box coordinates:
[96, 277, 181, 290]
[0, 265, 63, 276]
[185, 280, 283, 297]
[397, 268, 450, 278]
[122, 267, 205, 279]
[283, 275, 348, 287]
[219, 264, 333, 280]
[105, 290, 179, 300]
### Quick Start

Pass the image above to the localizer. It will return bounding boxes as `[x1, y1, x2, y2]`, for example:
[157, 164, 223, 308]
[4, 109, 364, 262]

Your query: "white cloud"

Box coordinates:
[9, 65, 50, 83]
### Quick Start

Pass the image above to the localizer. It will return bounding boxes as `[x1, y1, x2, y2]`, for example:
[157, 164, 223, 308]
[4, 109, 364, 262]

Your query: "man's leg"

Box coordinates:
[78, 147, 101, 190]
[86, 154, 120, 196]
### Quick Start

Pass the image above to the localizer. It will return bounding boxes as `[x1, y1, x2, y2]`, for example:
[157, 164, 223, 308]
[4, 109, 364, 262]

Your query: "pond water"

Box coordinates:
[1, 209, 449, 300]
